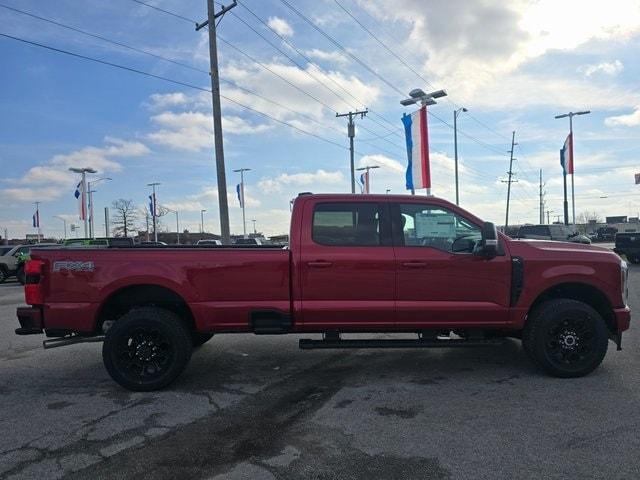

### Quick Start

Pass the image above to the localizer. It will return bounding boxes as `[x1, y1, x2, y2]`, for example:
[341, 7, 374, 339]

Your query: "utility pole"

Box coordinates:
[453, 107, 468, 205]
[336, 109, 368, 193]
[196, 0, 236, 245]
[539, 169, 544, 224]
[104, 207, 109, 238]
[546, 209, 554, 225]
[502, 131, 518, 229]
[87, 188, 96, 238]
[233, 168, 251, 237]
[147, 182, 160, 243]
[355, 165, 380, 193]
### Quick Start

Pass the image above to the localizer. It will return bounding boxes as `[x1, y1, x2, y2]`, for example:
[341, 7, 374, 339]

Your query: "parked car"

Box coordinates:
[0, 246, 13, 256]
[63, 238, 109, 247]
[596, 227, 618, 242]
[139, 241, 168, 246]
[0, 243, 58, 284]
[517, 224, 591, 244]
[16, 193, 629, 391]
[196, 239, 222, 246]
[233, 237, 264, 246]
[614, 233, 640, 263]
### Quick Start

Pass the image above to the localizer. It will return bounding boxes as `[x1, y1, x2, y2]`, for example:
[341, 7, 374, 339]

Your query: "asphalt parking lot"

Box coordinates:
[1, 267, 639, 480]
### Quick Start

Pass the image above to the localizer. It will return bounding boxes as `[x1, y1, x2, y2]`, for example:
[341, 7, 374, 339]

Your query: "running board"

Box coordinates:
[43, 335, 105, 350]
[299, 337, 502, 350]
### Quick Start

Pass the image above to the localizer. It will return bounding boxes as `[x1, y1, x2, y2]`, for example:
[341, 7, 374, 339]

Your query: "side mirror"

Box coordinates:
[475, 222, 498, 259]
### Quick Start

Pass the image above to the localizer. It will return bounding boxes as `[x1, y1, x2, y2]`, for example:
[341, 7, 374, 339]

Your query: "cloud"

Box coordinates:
[2, 138, 149, 202]
[267, 16, 294, 37]
[147, 92, 189, 109]
[580, 60, 624, 76]
[605, 107, 640, 127]
[148, 111, 271, 151]
[258, 169, 344, 193]
[360, 0, 640, 108]
[304, 48, 347, 65]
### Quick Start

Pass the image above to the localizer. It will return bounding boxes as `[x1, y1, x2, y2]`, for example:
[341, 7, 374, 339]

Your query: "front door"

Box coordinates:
[298, 200, 395, 329]
[393, 202, 511, 327]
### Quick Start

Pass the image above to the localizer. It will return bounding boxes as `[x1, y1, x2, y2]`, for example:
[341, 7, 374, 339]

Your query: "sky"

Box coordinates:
[1, 0, 640, 239]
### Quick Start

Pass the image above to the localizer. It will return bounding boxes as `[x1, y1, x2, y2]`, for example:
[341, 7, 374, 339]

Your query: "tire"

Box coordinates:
[192, 332, 214, 348]
[16, 265, 25, 285]
[523, 299, 609, 378]
[102, 307, 193, 391]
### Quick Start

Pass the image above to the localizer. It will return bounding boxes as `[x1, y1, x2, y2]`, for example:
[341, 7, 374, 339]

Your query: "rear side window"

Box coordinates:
[312, 203, 380, 246]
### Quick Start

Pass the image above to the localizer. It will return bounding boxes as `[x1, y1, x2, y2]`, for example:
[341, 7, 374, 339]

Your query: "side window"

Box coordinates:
[399, 204, 481, 253]
[313, 203, 380, 246]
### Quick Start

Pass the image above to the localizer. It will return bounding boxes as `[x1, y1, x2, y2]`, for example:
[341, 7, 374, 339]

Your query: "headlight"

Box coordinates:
[621, 259, 629, 306]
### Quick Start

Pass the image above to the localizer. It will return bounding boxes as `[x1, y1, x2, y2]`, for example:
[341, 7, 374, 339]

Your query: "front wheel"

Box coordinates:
[103, 307, 193, 391]
[523, 299, 609, 378]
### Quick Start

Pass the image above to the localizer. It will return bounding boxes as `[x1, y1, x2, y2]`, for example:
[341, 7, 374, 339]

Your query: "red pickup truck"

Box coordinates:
[16, 193, 630, 391]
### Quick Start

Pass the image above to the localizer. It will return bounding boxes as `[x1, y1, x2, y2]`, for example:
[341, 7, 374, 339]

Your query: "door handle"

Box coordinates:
[402, 261, 427, 268]
[308, 261, 333, 268]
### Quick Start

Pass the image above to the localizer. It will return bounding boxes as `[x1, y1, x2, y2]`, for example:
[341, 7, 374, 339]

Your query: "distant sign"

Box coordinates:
[606, 216, 627, 224]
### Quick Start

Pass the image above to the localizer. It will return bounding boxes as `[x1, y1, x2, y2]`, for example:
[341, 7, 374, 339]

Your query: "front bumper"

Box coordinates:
[614, 306, 631, 333]
[15, 306, 43, 335]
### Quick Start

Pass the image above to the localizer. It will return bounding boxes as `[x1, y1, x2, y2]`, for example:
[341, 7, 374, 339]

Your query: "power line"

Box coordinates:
[130, 0, 197, 24]
[0, 32, 352, 151]
[0, 3, 355, 139]
[0, 3, 207, 74]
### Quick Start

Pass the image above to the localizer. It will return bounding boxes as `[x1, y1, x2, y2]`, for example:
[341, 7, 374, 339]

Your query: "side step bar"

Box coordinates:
[299, 337, 503, 350]
[43, 335, 105, 350]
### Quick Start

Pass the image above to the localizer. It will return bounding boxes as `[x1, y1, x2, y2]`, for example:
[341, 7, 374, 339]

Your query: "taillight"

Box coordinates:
[24, 259, 45, 305]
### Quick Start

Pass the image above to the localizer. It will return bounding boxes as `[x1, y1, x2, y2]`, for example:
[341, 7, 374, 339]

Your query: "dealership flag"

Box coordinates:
[359, 171, 369, 193]
[560, 133, 573, 174]
[148, 194, 156, 217]
[236, 183, 244, 208]
[402, 105, 431, 190]
[74, 181, 86, 220]
[32, 208, 39, 228]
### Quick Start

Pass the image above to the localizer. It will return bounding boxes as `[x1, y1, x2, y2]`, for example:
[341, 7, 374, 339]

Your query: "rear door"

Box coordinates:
[298, 200, 395, 329]
[393, 202, 512, 327]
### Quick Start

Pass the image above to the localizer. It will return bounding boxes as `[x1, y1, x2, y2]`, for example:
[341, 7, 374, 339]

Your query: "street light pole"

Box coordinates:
[147, 182, 160, 242]
[54, 216, 67, 239]
[400, 89, 448, 196]
[69, 167, 96, 238]
[555, 110, 590, 225]
[453, 107, 468, 205]
[200, 209, 207, 234]
[233, 168, 251, 237]
[88, 177, 111, 239]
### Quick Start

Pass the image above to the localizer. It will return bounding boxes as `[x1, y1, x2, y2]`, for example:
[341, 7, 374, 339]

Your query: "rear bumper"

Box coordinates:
[16, 306, 43, 335]
[614, 306, 631, 333]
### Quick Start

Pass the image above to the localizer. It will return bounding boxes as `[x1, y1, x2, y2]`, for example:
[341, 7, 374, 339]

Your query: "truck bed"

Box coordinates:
[31, 247, 291, 333]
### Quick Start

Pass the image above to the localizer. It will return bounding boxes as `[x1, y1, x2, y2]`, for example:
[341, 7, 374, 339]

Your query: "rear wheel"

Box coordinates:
[102, 307, 193, 391]
[523, 299, 609, 378]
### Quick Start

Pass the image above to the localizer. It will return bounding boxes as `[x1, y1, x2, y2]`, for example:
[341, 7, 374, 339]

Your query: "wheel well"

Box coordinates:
[529, 282, 616, 334]
[95, 284, 195, 334]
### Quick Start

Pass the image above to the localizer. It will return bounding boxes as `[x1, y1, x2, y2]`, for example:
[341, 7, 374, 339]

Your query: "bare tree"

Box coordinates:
[577, 210, 602, 225]
[111, 199, 138, 237]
